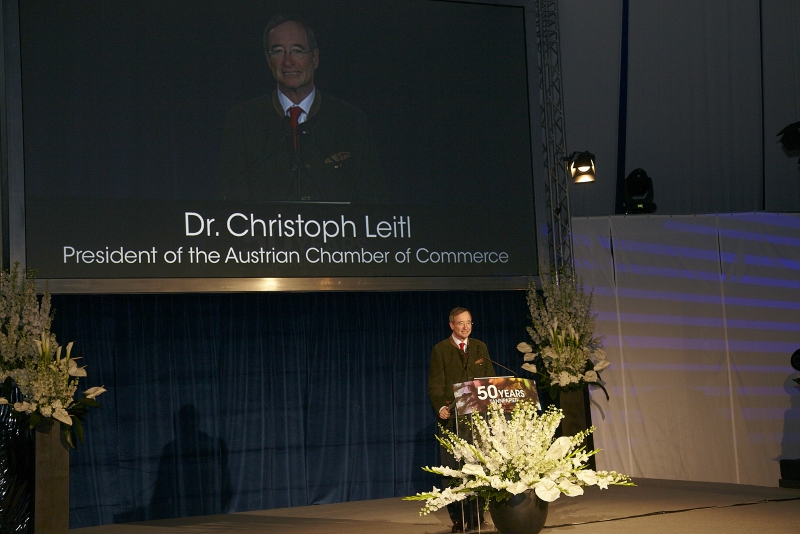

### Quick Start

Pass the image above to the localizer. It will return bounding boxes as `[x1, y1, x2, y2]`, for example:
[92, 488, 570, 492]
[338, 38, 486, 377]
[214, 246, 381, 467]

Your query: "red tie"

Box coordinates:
[459, 342, 466, 365]
[289, 106, 303, 151]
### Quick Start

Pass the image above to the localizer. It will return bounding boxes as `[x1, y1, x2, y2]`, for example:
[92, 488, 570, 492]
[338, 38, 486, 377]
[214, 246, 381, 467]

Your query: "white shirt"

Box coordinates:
[277, 87, 316, 124]
[452, 335, 468, 351]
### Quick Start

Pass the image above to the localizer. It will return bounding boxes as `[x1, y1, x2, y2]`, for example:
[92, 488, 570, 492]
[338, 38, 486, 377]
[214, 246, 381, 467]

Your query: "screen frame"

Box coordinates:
[1, 0, 550, 293]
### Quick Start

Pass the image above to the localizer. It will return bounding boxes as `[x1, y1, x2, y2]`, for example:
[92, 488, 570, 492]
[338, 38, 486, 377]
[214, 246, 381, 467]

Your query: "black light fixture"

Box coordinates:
[792, 348, 800, 386]
[778, 121, 800, 164]
[568, 151, 596, 183]
[623, 168, 657, 214]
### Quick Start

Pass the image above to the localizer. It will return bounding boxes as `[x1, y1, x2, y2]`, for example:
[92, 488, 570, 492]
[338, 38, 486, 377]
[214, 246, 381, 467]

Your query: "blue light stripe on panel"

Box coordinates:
[728, 340, 800, 353]
[725, 212, 800, 230]
[662, 220, 719, 236]
[695, 387, 733, 396]
[732, 365, 796, 373]
[601, 235, 800, 273]
[625, 362, 726, 371]
[745, 255, 800, 271]
[596, 311, 800, 332]
[608, 336, 726, 351]
[592, 286, 800, 311]
[609, 336, 795, 353]
[615, 262, 721, 282]
[610, 238, 722, 262]
[664, 220, 800, 248]
[736, 387, 794, 396]
[731, 275, 800, 290]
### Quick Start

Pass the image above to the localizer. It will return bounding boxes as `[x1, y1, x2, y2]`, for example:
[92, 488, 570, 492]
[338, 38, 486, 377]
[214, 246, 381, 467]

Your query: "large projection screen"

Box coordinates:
[4, 0, 543, 292]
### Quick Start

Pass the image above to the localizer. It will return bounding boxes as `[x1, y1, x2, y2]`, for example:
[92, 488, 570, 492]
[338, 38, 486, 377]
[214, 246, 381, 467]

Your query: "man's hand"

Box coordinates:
[438, 405, 451, 419]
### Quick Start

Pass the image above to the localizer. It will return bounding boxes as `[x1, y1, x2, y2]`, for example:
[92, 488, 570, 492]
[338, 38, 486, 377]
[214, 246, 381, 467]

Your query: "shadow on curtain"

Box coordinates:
[50, 290, 529, 528]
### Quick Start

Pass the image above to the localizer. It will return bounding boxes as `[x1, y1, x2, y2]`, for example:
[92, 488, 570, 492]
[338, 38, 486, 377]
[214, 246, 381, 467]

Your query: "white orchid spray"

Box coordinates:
[0, 265, 105, 449]
[0, 332, 105, 448]
[405, 402, 632, 514]
[518, 273, 608, 399]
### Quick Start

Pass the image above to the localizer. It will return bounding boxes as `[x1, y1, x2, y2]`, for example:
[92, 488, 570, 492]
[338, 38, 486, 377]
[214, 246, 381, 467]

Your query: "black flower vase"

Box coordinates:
[0, 386, 35, 533]
[488, 491, 548, 534]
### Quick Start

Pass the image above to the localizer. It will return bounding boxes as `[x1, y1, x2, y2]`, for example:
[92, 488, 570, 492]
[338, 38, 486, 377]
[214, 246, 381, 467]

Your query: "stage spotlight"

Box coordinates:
[568, 151, 596, 183]
[777, 121, 800, 163]
[623, 168, 656, 214]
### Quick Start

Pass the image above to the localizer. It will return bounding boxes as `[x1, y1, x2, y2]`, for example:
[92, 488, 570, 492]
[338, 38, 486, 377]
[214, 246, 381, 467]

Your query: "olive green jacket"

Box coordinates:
[427, 337, 495, 418]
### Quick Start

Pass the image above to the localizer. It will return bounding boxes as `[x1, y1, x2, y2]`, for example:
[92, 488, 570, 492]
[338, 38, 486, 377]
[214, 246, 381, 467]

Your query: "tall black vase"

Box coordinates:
[557, 388, 596, 470]
[0, 387, 35, 533]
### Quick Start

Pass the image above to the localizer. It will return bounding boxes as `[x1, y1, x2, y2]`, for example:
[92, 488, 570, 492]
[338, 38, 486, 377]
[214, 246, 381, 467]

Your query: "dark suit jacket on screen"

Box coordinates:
[427, 337, 495, 419]
[218, 90, 386, 203]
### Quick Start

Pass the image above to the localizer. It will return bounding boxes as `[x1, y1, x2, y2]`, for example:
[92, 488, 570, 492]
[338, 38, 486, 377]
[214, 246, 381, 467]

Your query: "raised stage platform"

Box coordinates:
[72, 479, 800, 534]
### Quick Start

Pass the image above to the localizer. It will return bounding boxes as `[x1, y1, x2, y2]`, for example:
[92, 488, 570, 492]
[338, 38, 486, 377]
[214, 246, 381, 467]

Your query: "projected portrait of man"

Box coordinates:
[218, 15, 386, 203]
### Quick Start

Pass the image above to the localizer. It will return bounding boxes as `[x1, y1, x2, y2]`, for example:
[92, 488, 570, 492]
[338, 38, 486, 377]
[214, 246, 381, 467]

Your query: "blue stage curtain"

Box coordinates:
[50, 290, 529, 528]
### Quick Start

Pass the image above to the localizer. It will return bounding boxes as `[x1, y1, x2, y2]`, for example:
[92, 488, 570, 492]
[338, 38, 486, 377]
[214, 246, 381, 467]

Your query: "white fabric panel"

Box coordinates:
[608, 215, 737, 482]
[762, 2, 800, 211]
[571, 217, 633, 474]
[574, 213, 799, 487]
[625, 1, 763, 214]
[717, 213, 800, 486]
[560, 1, 622, 217]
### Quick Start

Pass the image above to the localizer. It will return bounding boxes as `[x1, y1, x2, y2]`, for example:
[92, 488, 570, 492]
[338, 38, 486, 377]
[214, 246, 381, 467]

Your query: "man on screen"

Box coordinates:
[218, 15, 386, 203]
[428, 307, 494, 532]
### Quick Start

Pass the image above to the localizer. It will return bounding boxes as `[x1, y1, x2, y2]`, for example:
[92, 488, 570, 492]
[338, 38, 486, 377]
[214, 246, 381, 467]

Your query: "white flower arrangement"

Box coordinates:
[0, 265, 105, 448]
[0, 264, 53, 369]
[518, 274, 608, 399]
[405, 402, 632, 514]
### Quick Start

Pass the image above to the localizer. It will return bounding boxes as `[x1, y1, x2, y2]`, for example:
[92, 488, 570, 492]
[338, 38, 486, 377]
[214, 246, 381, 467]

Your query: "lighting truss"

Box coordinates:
[534, 0, 573, 278]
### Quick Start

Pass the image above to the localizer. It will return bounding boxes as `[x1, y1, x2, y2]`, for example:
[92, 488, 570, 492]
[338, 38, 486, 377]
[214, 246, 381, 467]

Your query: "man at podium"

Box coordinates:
[427, 307, 495, 532]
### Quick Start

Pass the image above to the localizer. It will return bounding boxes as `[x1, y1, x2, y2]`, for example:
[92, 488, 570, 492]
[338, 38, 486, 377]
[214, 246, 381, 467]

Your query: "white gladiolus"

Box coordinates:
[0, 267, 105, 449]
[404, 403, 633, 514]
[518, 275, 609, 392]
[461, 464, 486, 477]
[576, 470, 599, 485]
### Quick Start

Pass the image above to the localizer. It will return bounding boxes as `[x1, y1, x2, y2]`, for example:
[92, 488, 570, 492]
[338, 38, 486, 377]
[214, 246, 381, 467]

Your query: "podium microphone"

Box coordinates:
[483, 355, 518, 377]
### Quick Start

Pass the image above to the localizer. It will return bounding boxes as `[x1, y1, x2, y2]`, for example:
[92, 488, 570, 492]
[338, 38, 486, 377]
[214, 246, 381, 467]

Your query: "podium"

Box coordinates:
[446, 377, 539, 532]
[453, 376, 540, 416]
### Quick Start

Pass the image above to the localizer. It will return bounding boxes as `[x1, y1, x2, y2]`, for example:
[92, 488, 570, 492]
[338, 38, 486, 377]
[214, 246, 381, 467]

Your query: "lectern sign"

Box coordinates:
[453, 377, 539, 415]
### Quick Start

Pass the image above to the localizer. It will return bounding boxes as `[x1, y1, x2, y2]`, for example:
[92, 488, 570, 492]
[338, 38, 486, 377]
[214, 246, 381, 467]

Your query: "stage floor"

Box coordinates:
[72, 478, 800, 534]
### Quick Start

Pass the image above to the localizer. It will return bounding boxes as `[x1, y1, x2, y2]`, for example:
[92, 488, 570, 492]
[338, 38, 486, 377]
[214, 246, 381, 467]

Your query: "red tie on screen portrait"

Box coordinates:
[289, 106, 303, 151]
